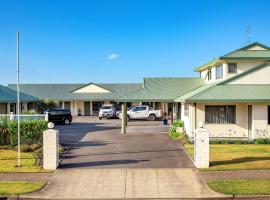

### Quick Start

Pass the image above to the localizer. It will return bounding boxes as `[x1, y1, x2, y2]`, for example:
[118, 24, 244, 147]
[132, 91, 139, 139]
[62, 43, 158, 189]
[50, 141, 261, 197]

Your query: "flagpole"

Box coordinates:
[17, 31, 20, 167]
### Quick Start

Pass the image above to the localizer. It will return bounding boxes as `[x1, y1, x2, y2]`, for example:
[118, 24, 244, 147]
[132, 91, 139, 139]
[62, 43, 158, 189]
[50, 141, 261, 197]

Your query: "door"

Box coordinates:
[10, 103, 16, 113]
[64, 102, 71, 110]
[84, 102, 90, 116]
[92, 101, 103, 115]
[248, 105, 252, 138]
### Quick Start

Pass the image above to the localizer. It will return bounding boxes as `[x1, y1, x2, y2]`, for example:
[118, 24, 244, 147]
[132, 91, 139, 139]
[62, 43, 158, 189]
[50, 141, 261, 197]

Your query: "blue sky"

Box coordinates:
[1, 0, 270, 85]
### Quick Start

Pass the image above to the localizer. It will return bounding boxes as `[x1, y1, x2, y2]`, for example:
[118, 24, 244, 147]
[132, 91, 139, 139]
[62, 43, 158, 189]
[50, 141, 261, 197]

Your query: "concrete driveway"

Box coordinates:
[22, 117, 226, 199]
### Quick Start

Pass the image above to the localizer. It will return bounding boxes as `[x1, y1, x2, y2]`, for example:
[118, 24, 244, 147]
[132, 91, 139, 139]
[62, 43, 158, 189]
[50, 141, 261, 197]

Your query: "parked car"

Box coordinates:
[98, 104, 116, 119]
[119, 105, 163, 121]
[46, 109, 72, 125]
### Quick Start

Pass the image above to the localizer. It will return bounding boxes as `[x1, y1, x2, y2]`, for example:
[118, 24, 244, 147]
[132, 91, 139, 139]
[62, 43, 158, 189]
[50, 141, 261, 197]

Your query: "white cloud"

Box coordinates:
[107, 53, 120, 60]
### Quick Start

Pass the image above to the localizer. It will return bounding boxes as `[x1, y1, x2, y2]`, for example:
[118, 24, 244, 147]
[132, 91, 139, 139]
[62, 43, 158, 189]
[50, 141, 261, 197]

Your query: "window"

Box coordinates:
[184, 104, 189, 116]
[216, 65, 223, 79]
[228, 63, 237, 74]
[268, 106, 270, 125]
[205, 105, 236, 124]
[206, 69, 212, 81]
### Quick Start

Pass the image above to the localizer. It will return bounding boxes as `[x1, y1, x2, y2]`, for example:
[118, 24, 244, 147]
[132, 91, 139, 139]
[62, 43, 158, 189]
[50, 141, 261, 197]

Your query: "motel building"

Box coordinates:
[1, 42, 270, 140]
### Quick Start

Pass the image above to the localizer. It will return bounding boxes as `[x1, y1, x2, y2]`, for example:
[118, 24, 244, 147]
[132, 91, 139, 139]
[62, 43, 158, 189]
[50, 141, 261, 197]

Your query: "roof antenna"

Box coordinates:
[246, 25, 251, 45]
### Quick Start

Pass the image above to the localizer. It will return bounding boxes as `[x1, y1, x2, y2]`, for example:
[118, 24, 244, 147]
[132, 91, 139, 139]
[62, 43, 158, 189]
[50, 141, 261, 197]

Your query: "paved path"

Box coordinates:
[20, 118, 225, 199]
[22, 168, 225, 199]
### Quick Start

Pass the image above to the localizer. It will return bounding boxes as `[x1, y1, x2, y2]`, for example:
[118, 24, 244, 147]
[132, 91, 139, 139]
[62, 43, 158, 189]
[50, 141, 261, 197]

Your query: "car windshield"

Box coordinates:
[102, 106, 112, 109]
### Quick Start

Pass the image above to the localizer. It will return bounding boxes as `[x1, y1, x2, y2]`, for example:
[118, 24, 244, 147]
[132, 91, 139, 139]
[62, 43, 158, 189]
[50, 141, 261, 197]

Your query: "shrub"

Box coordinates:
[14, 144, 32, 152]
[0, 117, 9, 145]
[31, 144, 42, 151]
[255, 138, 270, 144]
[7, 120, 48, 146]
[172, 119, 184, 127]
[210, 139, 254, 144]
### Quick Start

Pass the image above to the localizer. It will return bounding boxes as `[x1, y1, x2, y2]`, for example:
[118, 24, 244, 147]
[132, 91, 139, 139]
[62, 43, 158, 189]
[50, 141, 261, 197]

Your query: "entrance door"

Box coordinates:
[64, 102, 71, 109]
[248, 105, 252, 138]
[92, 101, 103, 115]
[84, 102, 90, 116]
[10, 103, 16, 113]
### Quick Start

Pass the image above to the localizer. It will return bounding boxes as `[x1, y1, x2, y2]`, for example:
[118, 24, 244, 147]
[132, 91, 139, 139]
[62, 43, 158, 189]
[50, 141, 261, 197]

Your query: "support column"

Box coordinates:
[171, 102, 174, 125]
[121, 102, 127, 134]
[90, 101, 93, 115]
[7, 103, 10, 113]
[62, 101, 65, 109]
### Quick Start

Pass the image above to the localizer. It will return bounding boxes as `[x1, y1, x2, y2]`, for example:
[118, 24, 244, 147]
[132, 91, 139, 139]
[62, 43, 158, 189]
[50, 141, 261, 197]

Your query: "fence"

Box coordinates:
[0, 112, 48, 121]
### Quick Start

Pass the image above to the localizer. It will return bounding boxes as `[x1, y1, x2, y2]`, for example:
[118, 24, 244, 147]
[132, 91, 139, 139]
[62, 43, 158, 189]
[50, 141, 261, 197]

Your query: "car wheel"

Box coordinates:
[127, 115, 130, 121]
[148, 114, 156, 121]
[64, 118, 71, 125]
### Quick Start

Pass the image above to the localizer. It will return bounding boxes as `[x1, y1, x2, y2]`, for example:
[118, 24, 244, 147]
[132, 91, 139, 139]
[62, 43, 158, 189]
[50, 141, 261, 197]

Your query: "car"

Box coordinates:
[98, 104, 116, 119]
[46, 108, 72, 125]
[119, 105, 163, 121]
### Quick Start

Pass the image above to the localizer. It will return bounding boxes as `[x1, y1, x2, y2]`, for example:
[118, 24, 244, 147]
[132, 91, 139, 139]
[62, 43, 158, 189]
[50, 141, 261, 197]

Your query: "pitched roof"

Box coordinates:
[181, 62, 270, 103]
[0, 85, 38, 103]
[118, 77, 205, 102]
[186, 84, 270, 103]
[8, 83, 142, 101]
[194, 42, 270, 72]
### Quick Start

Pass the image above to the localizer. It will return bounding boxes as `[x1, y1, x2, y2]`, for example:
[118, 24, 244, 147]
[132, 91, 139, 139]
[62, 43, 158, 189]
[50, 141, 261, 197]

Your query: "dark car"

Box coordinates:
[47, 109, 72, 125]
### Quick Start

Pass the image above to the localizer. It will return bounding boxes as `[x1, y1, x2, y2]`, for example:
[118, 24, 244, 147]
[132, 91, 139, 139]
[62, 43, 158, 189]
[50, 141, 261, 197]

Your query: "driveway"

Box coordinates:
[22, 117, 225, 199]
[58, 117, 193, 168]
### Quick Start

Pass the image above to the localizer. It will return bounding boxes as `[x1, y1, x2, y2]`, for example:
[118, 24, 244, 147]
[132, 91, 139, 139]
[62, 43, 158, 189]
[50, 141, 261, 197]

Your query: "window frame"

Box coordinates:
[228, 63, 237, 74]
[215, 64, 223, 79]
[205, 105, 236, 124]
[267, 105, 270, 125]
[184, 104, 189, 116]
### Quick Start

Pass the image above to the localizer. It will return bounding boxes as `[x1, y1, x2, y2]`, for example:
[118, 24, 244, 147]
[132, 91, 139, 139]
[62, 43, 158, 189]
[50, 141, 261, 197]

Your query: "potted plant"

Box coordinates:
[173, 119, 184, 133]
[78, 109, 82, 116]
[162, 112, 168, 125]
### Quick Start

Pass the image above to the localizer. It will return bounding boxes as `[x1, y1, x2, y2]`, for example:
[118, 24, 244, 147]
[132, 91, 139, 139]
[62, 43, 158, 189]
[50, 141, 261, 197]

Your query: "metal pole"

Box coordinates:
[16, 31, 20, 167]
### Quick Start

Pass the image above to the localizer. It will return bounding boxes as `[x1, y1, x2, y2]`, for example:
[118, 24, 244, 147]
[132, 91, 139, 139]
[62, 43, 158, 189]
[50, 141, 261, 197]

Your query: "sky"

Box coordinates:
[1, 0, 270, 85]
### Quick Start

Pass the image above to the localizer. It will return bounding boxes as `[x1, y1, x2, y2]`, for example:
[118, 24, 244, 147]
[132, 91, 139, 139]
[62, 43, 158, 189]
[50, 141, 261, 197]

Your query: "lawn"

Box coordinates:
[0, 150, 46, 172]
[184, 144, 270, 170]
[208, 180, 270, 195]
[0, 181, 46, 195]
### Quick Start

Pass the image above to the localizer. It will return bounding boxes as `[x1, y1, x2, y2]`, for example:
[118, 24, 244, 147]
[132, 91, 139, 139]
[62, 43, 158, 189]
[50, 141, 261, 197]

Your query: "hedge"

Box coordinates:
[0, 119, 48, 146]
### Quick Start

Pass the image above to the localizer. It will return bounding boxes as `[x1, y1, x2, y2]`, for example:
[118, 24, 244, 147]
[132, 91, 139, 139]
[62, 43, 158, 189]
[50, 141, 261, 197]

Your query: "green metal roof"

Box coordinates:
[8, 83, 142, 101]
[194, 58, 223, 72]
[186, 84, 270, 103]
[118, 78, 205, 102]
[194, 42, 270, 72]
[181, 62, 270, 103]
[0, 85, 38, 103]
[220, 50, 270, 60]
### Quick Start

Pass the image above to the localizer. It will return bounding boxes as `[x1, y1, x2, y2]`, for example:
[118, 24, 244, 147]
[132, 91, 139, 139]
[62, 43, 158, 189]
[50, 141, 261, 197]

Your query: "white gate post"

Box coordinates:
[43, 122, 59, 170]
[194, 121, 209, 168]
[10, 112, 14, 120]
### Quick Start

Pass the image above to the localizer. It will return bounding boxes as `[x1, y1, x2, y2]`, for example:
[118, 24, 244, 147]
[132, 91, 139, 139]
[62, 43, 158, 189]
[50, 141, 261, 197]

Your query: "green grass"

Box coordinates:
[184, 144, 270, 170]
[0, 150, 47, 172]
[208, 180, 270, 195]
[0, 181, 46, 195]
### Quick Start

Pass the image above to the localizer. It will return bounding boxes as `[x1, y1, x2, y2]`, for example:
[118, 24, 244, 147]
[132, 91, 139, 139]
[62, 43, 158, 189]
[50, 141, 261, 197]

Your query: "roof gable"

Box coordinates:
[239, 42, 270, 51]
[72, 83, 111, 93]
[194, 42, 270, 71]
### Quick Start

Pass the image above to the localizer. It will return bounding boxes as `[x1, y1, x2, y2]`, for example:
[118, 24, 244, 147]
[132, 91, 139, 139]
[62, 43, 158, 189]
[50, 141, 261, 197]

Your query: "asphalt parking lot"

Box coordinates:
[55, 116, 194, 168]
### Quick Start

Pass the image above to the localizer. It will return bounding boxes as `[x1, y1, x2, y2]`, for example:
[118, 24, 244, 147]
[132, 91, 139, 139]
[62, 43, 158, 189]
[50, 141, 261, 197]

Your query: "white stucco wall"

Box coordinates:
[252, 104, 270, 138]
[229, 64, 270, 84]
[199, 61, 264, 84]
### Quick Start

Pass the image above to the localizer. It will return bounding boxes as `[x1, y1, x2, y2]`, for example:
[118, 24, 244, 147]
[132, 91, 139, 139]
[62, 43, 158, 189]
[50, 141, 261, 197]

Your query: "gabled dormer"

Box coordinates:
[195, 42, 270, 83]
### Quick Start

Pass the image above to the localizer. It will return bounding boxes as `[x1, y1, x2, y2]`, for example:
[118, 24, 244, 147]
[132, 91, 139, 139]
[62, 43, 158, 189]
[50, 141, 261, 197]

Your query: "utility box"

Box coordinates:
[194, 122, 209, 168]
[43, 125, 59, 170]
